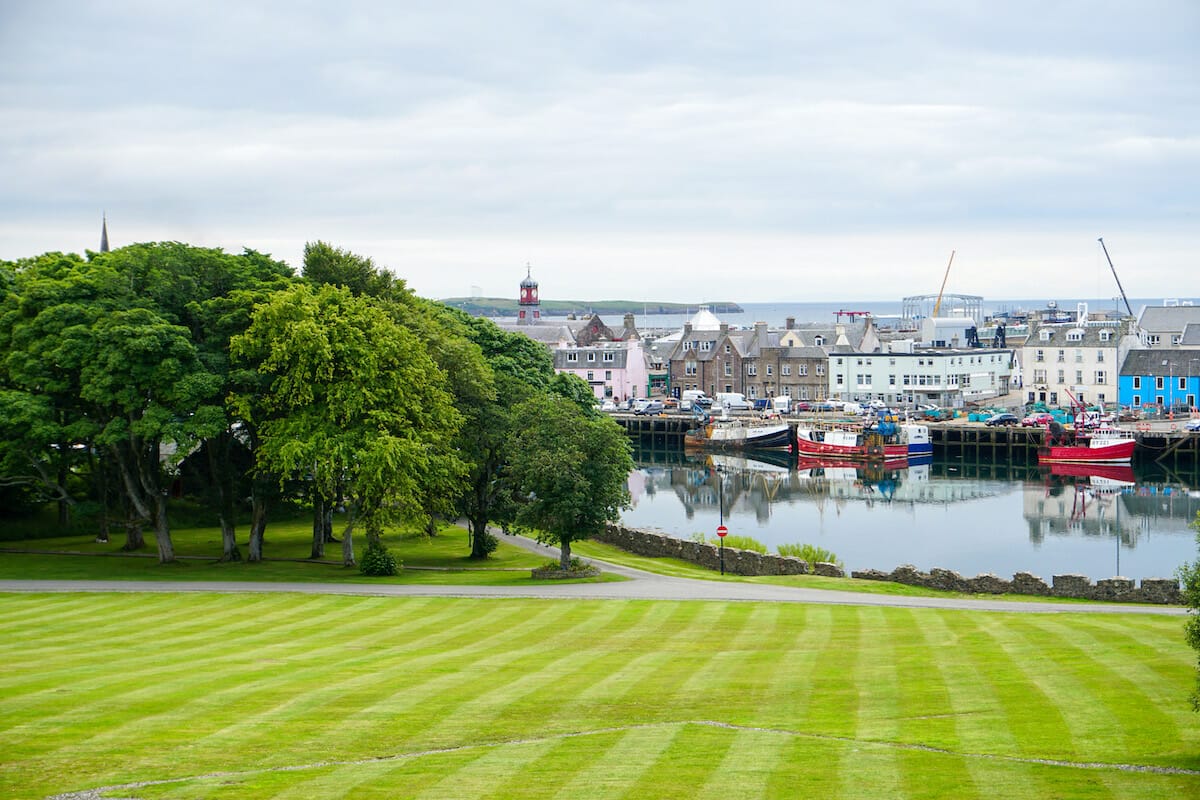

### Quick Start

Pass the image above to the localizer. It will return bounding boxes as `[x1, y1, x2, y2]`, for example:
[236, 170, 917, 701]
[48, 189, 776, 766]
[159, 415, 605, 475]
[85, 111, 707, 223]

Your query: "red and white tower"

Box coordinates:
[517, 263, 540, 325]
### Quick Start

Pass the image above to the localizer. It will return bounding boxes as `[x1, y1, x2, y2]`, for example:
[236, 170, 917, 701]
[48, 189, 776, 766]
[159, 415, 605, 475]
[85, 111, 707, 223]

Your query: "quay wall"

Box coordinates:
[597, 524, 1182, 604]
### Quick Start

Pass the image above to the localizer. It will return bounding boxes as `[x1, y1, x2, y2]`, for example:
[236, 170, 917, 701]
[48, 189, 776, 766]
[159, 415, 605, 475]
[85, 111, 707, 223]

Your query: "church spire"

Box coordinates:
[100, 214, 110, 253]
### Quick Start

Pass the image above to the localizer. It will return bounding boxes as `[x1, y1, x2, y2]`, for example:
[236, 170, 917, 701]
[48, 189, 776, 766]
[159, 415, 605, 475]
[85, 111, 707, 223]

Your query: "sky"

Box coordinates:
[1, 1, 1197, 304]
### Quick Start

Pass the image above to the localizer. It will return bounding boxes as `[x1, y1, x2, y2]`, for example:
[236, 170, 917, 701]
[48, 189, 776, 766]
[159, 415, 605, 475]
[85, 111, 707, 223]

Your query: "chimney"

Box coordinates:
[785, 316, 795, 330]
[755, 321, 768, 345]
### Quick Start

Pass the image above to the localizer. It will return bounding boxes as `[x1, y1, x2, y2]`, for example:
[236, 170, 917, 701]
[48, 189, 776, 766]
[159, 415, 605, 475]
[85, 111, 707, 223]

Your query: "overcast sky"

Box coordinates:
[1, 1, 1196, 304]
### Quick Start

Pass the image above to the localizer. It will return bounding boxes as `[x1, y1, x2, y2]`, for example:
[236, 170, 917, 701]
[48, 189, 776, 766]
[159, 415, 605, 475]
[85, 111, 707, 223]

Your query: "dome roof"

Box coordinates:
[687, 306, 723, 331]
[520, 264, 538, 288]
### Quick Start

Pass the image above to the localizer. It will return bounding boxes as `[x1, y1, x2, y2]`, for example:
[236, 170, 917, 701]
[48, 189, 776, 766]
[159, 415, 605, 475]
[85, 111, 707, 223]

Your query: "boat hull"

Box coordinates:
[1037, 438, 1136, 464]
[795, 437, 908, 460]
[684, 422, 792, 450]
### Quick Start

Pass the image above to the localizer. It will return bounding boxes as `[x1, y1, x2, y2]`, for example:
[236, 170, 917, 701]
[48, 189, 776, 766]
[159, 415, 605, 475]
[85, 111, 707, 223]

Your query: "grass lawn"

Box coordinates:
[0, 522, 623, 586]
[1, 592, 1197, 799]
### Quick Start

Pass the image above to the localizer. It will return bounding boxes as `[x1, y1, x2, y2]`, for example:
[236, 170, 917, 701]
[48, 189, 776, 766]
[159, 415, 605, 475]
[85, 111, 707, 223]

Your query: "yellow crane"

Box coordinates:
[932, 250, 955, 317]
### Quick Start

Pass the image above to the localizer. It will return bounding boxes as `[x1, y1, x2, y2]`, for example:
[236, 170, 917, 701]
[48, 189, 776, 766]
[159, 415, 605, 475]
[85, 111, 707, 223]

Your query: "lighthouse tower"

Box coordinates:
[517, 263, 540, 325]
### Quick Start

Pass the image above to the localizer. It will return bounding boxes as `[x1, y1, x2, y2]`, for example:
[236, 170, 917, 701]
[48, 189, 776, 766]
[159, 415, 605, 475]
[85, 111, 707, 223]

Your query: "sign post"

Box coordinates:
[716, 524, 727, 575]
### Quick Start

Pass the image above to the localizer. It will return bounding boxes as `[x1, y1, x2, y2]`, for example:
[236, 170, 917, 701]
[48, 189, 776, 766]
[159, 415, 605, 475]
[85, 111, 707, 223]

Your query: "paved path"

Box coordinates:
[0, 530, 1186, 615]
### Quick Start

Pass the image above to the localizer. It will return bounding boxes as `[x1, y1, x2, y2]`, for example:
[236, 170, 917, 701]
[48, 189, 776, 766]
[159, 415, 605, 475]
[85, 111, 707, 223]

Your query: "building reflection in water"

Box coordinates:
[622, 445, 1200, 580]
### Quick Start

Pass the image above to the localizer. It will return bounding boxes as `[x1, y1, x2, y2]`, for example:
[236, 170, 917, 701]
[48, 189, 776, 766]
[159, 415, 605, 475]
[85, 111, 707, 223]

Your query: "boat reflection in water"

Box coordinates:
[622, 447, 1200, 582]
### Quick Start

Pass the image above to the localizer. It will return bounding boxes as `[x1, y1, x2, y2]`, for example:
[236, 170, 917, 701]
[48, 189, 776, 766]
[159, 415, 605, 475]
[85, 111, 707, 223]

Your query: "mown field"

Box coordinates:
[2, 589, 1198, 799]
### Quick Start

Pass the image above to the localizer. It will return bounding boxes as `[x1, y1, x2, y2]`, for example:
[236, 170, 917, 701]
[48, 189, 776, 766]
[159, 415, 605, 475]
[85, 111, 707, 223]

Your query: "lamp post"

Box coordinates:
[1190, 358, 1199, 412]
[714, 466, 727, 575]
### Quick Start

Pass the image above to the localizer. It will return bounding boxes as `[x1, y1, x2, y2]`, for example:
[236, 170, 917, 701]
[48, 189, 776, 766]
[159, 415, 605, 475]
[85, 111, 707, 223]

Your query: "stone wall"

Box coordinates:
[597, 525, 1181, 604]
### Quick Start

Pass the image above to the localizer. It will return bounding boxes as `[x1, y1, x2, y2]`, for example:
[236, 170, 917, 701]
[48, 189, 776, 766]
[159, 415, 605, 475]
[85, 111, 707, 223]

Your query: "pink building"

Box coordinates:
[553, 338, 650, 402]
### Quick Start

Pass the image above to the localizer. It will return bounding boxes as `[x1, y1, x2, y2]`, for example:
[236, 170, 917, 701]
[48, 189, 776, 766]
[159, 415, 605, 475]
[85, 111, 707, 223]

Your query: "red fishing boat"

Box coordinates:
[1037, 390, 1137, 465]
[794, 423, 908, 461]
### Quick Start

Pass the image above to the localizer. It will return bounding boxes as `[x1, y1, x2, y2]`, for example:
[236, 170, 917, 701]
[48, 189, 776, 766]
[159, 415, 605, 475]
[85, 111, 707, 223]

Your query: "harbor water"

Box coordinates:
[620, 448, 1200, 584]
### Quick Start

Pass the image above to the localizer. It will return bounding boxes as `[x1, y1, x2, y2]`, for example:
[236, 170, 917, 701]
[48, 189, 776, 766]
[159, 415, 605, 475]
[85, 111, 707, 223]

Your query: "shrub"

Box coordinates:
[690, 532, 767, 553]
[777, 542, 843, 569]
[359, 542, 399, 576]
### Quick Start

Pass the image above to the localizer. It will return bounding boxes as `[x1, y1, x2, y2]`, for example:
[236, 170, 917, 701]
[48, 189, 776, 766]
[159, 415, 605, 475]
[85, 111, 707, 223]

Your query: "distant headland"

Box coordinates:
[440, 298, 744, 317]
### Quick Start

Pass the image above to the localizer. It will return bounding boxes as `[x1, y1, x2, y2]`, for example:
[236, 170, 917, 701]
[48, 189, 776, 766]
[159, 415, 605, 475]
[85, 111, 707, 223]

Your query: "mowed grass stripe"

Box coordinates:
[900, 609, 1003, 796]
[624, 722, 735, 798]
[305, 600, 613, 752]
[527, 602, 691, 723]
[941, 613, 1075, 761]
[753, 604, 834, 730]
[985, 615, 1131, 761]
[178, 601, 562, 761]
[839, 606, 902, 798]
[411, 737, 562, 800]
[696, 726, 791, 800]
[548, 725, 683, 800]
[1016, 615, 1190, 763]
[408, 602, 707, 747]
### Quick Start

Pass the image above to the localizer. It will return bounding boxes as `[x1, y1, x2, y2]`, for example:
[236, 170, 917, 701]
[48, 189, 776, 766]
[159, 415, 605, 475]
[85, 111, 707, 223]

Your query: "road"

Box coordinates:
[0, 531, 1187, 615]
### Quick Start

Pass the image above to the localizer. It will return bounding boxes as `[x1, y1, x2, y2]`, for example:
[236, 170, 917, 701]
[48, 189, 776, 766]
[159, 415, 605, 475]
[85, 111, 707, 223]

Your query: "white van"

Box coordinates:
[771, 395, 792, 414]
[715, 392, 751, 411]
[679, 390, 712, 411]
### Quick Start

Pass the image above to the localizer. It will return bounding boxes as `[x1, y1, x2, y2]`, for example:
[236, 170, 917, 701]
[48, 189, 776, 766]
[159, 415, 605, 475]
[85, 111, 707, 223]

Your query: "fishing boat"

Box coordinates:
[794, 421, 908, 460]
[684, 419, 793, 450]
[898, 422, 931, 457]
[1037, 425, 1136, 464]
[1047, 462, 1136, 484]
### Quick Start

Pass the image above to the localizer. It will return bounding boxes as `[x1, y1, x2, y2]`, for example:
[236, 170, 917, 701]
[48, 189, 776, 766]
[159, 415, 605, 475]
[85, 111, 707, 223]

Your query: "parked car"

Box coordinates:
[1186, 418, 1200, 432]
[1021, 412, 1054, 427]
[600, 399, 617, 412]
[633, 399, 664, 416]
[984, 412, 1020, 427]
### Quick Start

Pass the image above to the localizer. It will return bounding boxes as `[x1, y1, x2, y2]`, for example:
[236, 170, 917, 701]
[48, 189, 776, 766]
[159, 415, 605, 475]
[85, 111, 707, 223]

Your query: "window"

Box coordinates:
[586, 371, 594, 381]
[685, 361, 697, 376]
[1075, 349, 1083, 363]
[1040, 329, 1052, 341]
[1035, 349, 1044, 362]
[1181, 377, 1188, 391]
[814, 336, 824, 346]
[1057, 370, 1065, 383]
[605, 370, 612, 380]
[889, 375, 896, 386]
[799, 364, 808, 376]
[1147, 334, 1161, 346]
[1099, 330, 1112, 342]
[1156, 377, 1165, 390]
[1133, 376, 1141, 389]
[724, 344, 731, 354]
[1075, 370, 1083, 384]
[682, 341, 691, 351]
[765, 365, 773, 376]
[1094, 370, 1106, 384]
[1097, 351, 1105, 363]
[587, 353, 596, 362]
[1057, 350, 1065, 362]
[782, 365, 791, 376]
[747, 364, 757, 376]
[724, 363, 732, 377]
[1033, 369, 1046, 383]
[603, 352, 614, 362]
[835, 373, 844, 386]
[1133, 395, 1141, 406]
[700, 341, 712, 351]
[1067, 329, 1083, 342]
[566, 352, 578, 362]
[816, 364, 825, 376]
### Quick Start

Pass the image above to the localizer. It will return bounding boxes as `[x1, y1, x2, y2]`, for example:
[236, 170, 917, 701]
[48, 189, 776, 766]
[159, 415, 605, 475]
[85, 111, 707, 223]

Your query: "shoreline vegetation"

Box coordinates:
[439, 297, 744, 317]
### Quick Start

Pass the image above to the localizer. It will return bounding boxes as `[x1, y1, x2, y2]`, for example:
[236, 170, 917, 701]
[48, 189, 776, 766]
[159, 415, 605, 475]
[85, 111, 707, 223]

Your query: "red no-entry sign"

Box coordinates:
[716, 525, 728, 537]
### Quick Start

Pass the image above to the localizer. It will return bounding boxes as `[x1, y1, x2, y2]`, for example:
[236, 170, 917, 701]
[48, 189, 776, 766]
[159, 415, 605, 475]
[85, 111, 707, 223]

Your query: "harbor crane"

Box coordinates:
[932, 250, 956, 317]
[1097, 237, 1134, 318]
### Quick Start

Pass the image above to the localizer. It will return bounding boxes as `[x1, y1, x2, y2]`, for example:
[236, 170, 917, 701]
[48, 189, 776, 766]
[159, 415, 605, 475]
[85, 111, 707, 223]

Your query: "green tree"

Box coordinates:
[231, 284, 464, 567]
[508, 394, 633, 569]
[1179, 512, 1200, 710]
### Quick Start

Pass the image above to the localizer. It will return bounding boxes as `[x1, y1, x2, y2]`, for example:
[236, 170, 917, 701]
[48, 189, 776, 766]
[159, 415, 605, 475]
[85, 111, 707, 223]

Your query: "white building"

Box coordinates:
[829, 344, 1015, 408]
[1021, 312, 1140, 408]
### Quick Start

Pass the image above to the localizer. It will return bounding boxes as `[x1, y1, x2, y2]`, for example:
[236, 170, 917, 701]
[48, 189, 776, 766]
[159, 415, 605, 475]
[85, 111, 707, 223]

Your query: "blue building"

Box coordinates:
[1119, 350, 1200, 412]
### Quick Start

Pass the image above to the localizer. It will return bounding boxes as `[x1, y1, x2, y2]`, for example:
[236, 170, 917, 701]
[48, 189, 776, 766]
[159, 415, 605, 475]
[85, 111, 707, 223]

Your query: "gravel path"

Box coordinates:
[0, 529, 1186, 615]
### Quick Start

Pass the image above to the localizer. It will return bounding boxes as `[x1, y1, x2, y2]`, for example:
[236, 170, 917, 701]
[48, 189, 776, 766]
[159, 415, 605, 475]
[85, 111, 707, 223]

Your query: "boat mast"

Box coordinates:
[1097, 237, 1134, 318]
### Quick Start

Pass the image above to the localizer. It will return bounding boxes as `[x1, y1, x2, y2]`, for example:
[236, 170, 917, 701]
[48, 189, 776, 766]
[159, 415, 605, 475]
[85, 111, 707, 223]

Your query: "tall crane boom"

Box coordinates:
[1098, 237, 1134, 318]
[932, 250, 955, 317]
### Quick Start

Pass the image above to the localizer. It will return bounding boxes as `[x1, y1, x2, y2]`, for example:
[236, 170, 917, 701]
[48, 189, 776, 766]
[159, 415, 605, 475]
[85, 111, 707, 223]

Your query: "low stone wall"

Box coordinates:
[850, 565, 1181, 605]
[597, 525, 821, 577]
[598, 525, 1181, 604]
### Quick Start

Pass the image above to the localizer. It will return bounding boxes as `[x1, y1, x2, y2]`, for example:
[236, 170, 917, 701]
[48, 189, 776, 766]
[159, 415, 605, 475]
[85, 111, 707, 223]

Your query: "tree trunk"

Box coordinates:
[123, 515, 144, 551]
[56, 455, 70, 528]
[559, 538, 572, 571]
[310, 493, 325, 559]
[469, 516, 491, 559]
[247, 477, 271, 562]
[342, 522, 356, 567]
[208, 435, 241, 562]
[152, 491, 174, 563]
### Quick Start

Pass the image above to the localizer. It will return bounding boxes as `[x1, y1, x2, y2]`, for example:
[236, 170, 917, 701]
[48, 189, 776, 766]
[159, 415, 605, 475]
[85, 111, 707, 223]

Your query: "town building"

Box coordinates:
[1136, 303, 1200, 348]
[1118, 349, 1200, 413]
[1020, 310, 1141, 408]
[830, 342, 1015, 408]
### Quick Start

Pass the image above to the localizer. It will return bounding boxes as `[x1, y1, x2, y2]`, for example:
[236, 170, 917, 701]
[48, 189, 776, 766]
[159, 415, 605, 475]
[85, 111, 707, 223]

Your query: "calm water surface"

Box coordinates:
[620, 448, 1200, 583]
